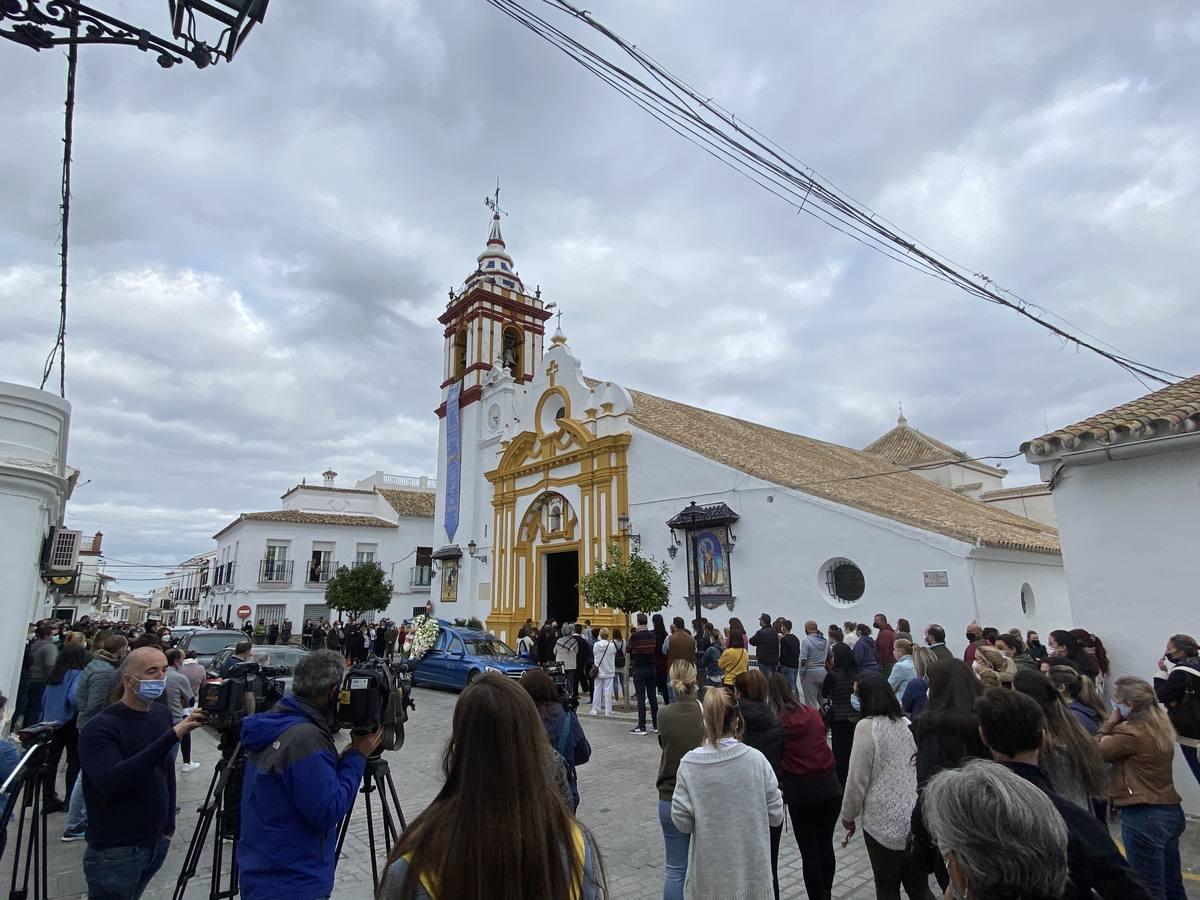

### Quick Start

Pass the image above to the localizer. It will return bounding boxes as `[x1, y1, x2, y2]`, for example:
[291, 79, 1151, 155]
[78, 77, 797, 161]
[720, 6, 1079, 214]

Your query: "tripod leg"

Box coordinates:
[364, 789, 380, 890]
[334, 802, 354, 862]
[372, 769, 399, 850]
[382, 768, 407, 832]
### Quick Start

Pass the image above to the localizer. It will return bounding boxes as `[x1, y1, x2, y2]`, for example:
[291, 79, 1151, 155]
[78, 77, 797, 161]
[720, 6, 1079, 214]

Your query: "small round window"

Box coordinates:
[821, 558, 865, 606]
[1020, 582, 1035, 617]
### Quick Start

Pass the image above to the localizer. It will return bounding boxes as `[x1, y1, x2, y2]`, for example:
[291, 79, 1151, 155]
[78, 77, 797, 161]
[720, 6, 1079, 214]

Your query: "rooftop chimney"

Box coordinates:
[322, 468, 337, 488]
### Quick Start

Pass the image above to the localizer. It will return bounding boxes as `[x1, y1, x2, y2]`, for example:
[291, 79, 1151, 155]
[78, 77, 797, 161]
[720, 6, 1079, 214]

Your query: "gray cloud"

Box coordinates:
[2, 1, 1197, 584]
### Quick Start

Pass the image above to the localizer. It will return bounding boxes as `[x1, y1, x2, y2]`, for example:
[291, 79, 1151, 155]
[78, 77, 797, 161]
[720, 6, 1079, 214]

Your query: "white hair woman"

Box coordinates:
[923, 759, 1069, 900]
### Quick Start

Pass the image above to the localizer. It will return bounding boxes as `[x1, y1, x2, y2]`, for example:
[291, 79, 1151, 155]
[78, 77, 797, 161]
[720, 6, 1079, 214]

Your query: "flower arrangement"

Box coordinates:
[404, 615, 440, 660]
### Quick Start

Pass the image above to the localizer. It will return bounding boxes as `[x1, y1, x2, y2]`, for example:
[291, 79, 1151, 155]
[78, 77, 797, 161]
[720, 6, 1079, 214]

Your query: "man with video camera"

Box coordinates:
[238, 649, 382, 900]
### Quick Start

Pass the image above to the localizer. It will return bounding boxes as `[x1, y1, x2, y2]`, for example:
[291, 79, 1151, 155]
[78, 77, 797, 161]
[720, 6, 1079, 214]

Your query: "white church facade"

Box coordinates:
[430, 212, 1069, 645]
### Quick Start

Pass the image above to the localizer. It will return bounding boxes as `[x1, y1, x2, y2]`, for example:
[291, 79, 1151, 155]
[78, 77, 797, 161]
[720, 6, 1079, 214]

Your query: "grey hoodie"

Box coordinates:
[799, 631, 828, 676]
[75, 653, 119, 730]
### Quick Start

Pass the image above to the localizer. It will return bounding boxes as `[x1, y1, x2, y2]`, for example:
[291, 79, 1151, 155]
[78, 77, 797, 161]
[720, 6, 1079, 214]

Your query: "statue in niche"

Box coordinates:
[548, 502, 563, 534]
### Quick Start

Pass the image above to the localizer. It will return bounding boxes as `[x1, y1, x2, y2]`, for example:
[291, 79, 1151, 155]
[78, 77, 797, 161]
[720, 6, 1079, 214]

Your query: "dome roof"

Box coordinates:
[464, 212, 524, 293]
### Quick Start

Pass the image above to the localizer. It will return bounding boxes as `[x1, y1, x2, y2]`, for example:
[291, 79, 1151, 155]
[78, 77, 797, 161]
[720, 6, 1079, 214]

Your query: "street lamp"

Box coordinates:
[1, 0, 268, 68]
[467, 541, 488, 565]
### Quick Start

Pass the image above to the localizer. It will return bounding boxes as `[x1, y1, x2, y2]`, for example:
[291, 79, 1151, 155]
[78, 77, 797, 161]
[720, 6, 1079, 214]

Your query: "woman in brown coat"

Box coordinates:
[1096, 676, 1186, 900]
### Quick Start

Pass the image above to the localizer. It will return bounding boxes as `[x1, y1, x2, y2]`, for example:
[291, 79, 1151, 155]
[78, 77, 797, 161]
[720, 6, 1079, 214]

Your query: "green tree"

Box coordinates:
[324, 562, 393, 620]
[580, 541, 670, 616]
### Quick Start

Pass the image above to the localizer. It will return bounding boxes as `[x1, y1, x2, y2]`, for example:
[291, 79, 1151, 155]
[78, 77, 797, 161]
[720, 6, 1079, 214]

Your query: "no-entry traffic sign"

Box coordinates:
[237, 605, 252, 619]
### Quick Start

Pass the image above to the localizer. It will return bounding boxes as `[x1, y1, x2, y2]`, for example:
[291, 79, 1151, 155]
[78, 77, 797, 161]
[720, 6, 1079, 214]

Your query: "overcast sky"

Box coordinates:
[3, 2, 1197, 590]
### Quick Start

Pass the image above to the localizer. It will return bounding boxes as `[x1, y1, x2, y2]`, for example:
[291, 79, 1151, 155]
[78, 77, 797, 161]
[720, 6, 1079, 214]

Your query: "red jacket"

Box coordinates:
[875, 624, 896, 668]
[778, 705, 835, 778]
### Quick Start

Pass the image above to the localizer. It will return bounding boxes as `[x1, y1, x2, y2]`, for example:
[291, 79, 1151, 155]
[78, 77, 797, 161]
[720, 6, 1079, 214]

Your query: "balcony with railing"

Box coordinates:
[306, 560, 337, 584]
[410, 565, 433, 588]
[258, 559, 294, 584]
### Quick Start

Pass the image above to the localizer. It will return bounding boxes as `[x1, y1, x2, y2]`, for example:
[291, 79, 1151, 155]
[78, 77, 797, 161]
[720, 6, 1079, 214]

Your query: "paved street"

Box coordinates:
[4, 686, 1199, 899]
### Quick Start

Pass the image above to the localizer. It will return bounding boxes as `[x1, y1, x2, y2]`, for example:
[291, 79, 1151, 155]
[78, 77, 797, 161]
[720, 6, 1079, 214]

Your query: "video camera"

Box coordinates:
[541, 661, 577, 711]
[336, 657, 415, 753]
[199, 661, 287, 729]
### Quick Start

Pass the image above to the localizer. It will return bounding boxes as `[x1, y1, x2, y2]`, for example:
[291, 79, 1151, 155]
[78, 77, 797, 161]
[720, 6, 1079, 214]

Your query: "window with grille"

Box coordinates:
[822, 558, 865, 605]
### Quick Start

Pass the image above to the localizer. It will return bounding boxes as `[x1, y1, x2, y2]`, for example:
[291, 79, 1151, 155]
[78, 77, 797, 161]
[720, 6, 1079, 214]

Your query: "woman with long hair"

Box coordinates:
[1097, 676, 1186, 900]
[1047, 665, 1108, 735]
[652, 613, 671, 705]
[840, 674, 934, 900]
[519, 668, 591, 812]
[1013, 669, 1106, 811]
[1071, 627, 1111, 693]
[735, 670, 784, 900]
[973, 645, 1017, 690]
[822, 641, 859, 785]
[1154, 633, 1200, 788]
[913, 660, 987, 784]
[671, 687, 783, 899]
[611, 627, 626, 702]
[719, 624, 750, 687]
[656, 661, 705, 900]
[728, 617, 750, 649]
[39, 642, 87, 812]
[1044, 629, 1100, 680]
[380, 675, 605, 899]
[768, 674, 841, 900]
[901, 647, 935, 720]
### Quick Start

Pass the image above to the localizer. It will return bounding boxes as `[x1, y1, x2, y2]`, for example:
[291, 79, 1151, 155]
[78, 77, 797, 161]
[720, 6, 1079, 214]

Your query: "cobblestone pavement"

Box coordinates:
[5, 687, 1199, 898]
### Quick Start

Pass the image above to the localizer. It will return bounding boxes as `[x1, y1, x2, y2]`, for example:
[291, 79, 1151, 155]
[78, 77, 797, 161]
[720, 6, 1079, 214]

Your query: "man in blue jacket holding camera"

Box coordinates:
[238, 649, 381, 900]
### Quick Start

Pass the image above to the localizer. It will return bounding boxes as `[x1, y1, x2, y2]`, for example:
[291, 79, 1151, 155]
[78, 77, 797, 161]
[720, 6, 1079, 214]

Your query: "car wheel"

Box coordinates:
[467, 669, 481, 685]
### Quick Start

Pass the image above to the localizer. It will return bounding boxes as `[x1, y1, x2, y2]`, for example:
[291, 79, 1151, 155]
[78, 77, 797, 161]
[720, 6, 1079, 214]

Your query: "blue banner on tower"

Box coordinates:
[443, 382, 462, 542]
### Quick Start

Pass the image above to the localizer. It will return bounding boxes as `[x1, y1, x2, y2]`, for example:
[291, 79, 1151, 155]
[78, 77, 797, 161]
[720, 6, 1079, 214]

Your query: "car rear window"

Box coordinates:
[186, 634, 242, 653]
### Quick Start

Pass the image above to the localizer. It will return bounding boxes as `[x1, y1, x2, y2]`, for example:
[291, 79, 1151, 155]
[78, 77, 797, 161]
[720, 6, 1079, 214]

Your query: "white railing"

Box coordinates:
[381, 473, 437, 489]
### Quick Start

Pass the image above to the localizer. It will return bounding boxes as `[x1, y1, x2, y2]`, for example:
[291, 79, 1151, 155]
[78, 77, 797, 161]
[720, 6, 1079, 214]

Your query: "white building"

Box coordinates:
[48, 532, 112, 623]
[865, 412, 1056, 527]
[0, 381, 76, 707]
[105, 589, 149, 625]
[163, 550, 216, 625]
[1023, 373, 1200, 813]
[206, 470, 436, 628]
[431, 213, 1069, 646]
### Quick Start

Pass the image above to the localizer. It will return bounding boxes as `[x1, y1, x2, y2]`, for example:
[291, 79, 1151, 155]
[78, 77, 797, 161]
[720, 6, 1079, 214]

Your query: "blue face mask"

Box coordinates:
[850, 694, 861, 712]
[136, 678, 167, 700]
[1116, 702, 1132, 719]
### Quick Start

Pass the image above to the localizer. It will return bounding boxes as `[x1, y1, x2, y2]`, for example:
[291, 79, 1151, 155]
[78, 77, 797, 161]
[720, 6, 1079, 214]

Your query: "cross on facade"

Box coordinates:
[546, 360, 560, 386]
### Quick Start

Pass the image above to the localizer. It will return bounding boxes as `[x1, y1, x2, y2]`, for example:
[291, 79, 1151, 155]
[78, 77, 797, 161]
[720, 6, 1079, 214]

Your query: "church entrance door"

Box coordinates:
[545, 550, 579, 624]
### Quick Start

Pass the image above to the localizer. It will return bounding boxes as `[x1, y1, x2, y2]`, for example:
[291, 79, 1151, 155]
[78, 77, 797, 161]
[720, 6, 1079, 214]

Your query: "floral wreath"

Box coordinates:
[403, 615, 440, 660]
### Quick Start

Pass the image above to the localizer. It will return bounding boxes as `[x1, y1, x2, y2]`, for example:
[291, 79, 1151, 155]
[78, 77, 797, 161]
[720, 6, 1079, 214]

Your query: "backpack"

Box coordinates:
[614, 640, 626, 670]
[1168, 666, 1200, 740]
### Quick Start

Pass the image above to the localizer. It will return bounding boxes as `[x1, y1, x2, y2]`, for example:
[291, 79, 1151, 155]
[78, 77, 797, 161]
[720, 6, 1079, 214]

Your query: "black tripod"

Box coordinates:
[0, 738, 52, 900]
[172, 731, 245, 900]
[334, 752, 407, 891]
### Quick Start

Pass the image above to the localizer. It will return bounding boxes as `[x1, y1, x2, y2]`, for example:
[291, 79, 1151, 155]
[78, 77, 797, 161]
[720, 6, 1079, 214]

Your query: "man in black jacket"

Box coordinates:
[749, 613, 780, 678]
[626, 614, 659, 735]
[976, 687, 1152, 900]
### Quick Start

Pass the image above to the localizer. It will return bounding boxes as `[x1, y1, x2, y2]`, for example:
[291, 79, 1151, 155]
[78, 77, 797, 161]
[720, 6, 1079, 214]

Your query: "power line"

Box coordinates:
[485, 0, 1182, 389]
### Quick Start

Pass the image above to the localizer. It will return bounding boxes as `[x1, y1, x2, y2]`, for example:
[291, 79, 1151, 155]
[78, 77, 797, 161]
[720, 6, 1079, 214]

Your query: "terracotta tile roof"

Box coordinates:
[213, 510, 397, 539]
[1022, 373, 1200, 456]
[376, 488, 436, 518]
[980, 483, 1051, 501]
[864, 417, 1007, 476]
[623, 388, 1060, 555]
[280, 484, 377, 499]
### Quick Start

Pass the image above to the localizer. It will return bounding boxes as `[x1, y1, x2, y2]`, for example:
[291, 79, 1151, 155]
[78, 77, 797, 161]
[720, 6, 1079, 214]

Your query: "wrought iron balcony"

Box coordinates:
[306, 560, 337, 584]
[258, 559, 293, 584]
[410, 565, 433, 588]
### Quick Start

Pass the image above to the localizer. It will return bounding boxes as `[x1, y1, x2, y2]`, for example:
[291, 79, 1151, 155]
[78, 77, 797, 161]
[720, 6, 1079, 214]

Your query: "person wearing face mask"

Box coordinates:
[237, 649, 382, 900]
[1154, 633, 1200, 787]
[962, 623, 985, 666]
[77, 647, 207, 899]
[1026, 631, 1048, 663]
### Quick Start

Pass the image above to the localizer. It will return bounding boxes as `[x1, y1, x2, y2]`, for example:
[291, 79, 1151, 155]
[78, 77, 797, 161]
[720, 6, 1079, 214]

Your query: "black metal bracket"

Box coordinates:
[2, 0, 216, 68]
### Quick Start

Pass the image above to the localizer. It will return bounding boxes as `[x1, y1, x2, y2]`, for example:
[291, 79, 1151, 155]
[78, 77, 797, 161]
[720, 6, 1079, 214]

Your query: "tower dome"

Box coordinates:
[465, 212, 524, 293]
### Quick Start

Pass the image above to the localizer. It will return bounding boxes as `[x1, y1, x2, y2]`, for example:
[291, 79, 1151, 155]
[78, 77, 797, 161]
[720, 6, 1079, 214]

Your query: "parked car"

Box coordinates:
[208, 644, 308, 695]
[166, 624, 204, 647]
[176, 629, 246, 668]
[410, 623, 540, 691]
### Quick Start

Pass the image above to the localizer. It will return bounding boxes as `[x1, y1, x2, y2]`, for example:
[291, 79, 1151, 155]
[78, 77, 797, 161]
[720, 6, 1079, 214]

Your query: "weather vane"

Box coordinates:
[484, 179, 508, 217]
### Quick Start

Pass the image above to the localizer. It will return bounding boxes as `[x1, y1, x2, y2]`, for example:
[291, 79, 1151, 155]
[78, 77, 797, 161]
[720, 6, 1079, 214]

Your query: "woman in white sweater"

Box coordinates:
[590, 627, 617, 716]
[839, 673, 934, 900]
[671, 686, 784, 900]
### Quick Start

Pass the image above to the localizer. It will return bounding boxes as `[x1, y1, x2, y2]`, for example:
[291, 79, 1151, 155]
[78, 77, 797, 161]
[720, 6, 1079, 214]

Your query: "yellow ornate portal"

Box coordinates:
[485, 393, 632, 642]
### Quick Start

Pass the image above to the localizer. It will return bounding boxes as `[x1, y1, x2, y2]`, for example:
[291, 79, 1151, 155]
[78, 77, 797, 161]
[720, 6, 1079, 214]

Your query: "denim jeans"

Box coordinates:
[780, 665, 798, 697]
[758, 663, 778, 680]
[66, 775, 88, 833]
[83, 837, 170, 900]
[1182, 745, 1200, 789]
[634, 672, 658, 729]
[658, 798, 690, 900]
[1120, 803, 1187, 900]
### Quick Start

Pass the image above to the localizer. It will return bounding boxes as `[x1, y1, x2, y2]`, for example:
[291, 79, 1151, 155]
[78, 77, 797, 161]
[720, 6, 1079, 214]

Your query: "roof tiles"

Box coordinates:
[376, 489, 436, 518]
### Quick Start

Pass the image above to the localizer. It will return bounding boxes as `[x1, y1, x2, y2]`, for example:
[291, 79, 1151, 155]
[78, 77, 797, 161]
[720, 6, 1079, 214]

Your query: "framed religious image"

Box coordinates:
[440, 557, 459, 603]
[692, 527, 733, 600]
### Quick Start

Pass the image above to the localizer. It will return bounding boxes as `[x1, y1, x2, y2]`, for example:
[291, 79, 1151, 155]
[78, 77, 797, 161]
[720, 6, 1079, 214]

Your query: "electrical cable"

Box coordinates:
[485, 0, 1182, 388]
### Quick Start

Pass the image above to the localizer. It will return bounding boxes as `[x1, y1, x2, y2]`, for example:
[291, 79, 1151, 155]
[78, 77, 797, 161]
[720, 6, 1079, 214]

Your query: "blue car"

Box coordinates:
[410, 623, 539, 690]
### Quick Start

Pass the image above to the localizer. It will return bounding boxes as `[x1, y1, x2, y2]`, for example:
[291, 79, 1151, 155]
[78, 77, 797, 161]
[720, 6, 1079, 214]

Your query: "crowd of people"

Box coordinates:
[3, 609, 1198, 899]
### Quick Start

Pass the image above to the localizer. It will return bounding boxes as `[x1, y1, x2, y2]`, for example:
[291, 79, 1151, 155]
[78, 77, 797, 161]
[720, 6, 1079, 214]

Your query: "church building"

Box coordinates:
[431, 211, 1068, 645]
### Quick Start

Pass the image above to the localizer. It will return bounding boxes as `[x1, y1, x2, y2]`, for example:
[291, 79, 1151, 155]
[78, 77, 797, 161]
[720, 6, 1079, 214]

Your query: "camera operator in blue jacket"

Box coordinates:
[238, 650, 381, 900]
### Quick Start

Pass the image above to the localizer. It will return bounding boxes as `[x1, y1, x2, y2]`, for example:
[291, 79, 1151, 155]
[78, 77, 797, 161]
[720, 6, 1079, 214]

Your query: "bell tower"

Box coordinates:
[436, 204, 551, 415]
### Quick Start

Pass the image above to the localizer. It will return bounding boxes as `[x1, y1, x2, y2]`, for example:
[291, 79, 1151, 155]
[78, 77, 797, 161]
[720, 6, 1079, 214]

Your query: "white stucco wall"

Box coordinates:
[626, 428, 1065, 647]
[1047, 437, 1200, 812]
[0, 382, 73, 709]
[209, 516, 435, 627]
[983, 491, 1057, 527]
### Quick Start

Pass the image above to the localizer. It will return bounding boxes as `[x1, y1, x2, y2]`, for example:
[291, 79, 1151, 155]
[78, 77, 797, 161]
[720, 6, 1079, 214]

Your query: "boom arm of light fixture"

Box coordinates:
[467, 540, 488, 564]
